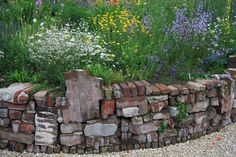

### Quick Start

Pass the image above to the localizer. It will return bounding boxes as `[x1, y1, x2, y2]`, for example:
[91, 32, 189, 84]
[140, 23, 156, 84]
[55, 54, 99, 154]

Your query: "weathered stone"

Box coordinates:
[63, 70, 103, 123]
[139, 102, 149, 115]
[168, 85, 179, 96]
[134, 81, 146, 96]
[15, 143, 25, 153]
[185, 81, 206, 93]
[186, 94, 195, 104]
[119, 83, 131, 97]
[207, 107, 217, 120]
[130, 121, 160, 134]
[112, 84, 123, 99]
[70, 146, 77, 154]
[195, 92, 206, 101]
[188, 99, 209, 113]
[61, 146, 70, 153]
[153, 112, 170, 120]
[8, 140, 16, 151]
[147, 95, 168, 104]
[0, 128, 34, 144]
[47, 145, 54, 154]
[150, 101, 168, 112]
[127, 82, 138, 97]
[84, 117, 118, 137]
[131, 116, 143, 125]
[9, 110, 22, 120]
[211, 115, 222, 126]
[20, 123, 35, 134]
[0, 83, 34, 104]
[228, 55, 236, 68]
[103, 85, 113, 100]
[53, 145, 61, 153]
[207, 88, 218, 97]
[210, 97, 219, 106]
[193, 112, 207, 124]
[176, 95, 186, 103]
[12, 120, 21, 133]
[22, 112, 35, 123]
[116, 96, 147, 108]
[233, 99, 236, 108]
[137, 134, 146, 143]
[0, 117, 10, 127]
[159, 129, 177, 139]
[60, 134, 84, 147]
[101, 100, 115, 119]
[168, 106, 179, 117]
[121, 107, 139, 117]
[195, 79, 220, 89]
[60, 123, 83, 134]
[173, 84, 189, 95]
[0, 108, 8, 118]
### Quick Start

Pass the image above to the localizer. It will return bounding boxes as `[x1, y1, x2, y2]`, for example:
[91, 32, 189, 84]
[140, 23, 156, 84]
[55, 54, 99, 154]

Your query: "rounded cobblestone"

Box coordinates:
[1, 123, 236, 157]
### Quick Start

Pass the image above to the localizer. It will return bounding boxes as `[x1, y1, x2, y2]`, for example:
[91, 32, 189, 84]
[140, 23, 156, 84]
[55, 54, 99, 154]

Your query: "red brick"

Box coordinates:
[22, 112, 35, 123]
[119, 83, 131, 97]
[8, 103, 26, 111]
[101, 100, 115, 119]
[151, 101, 168, 112]
[20, 123, 35, 134]
[155, 83, 170, 94]
[116, 97, 147, 108]
[9, 110, 22, 120]
[173, 84, 189, 95]
[134, 81, 145, 96]
[47, 94, 55, 107]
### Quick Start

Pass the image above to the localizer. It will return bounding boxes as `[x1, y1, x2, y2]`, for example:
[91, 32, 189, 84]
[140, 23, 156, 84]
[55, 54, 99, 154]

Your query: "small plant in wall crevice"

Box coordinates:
[157, 121, 167, 134]
[176, 102, 188, 124]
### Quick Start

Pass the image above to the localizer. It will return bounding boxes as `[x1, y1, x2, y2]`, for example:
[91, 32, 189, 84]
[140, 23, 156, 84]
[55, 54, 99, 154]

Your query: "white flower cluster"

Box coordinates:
[0, 50, 4, 58]
[27, 23, 114, 66]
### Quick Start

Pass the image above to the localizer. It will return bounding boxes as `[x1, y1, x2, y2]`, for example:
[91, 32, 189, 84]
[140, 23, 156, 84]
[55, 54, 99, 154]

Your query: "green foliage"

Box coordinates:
[157, 121, 167, 134]
[6, 69, 30, 82]
[86, 64, 124, 85]
[176, 102, 188, 124]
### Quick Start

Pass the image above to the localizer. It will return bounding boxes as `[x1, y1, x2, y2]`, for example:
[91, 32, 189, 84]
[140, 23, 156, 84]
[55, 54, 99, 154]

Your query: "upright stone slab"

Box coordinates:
[228, 55, 236, 68]
[63, 70, 103, 123]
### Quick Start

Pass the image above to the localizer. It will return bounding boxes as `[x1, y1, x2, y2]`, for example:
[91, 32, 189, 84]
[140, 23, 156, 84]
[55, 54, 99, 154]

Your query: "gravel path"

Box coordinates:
[1, 123, 236, 157]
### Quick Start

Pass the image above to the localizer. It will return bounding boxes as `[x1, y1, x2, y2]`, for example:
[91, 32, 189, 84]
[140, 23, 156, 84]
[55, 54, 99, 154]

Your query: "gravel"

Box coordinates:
[1, 123, 236, 157]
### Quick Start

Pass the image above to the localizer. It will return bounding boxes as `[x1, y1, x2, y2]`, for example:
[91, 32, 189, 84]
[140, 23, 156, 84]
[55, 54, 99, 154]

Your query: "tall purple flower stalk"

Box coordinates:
[36, 0, 43, 6]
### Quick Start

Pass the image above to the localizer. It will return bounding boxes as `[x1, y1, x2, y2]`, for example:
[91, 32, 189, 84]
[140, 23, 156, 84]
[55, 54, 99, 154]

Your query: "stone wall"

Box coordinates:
[0, 70, 236, 154]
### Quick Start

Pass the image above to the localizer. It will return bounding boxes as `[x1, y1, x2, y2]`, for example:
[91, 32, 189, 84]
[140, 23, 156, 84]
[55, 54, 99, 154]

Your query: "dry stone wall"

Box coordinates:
[0, 70, 236, 154]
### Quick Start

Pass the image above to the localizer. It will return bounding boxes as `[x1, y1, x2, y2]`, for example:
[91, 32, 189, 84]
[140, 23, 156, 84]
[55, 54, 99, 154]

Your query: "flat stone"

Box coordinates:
[233, 99, 236, 108]
[84, 117, 118, 137]
[206, 88, 218, 97]
[60, 134, 84, 146]
[188, 99, 209, 113]
[155, 83, 170, 94]
[185, 81, 206, 93]
[0, 128, 34, 144]
[22, 112, 35, 123]
[130, 121, 160, 134]
[20, 123, 35, 134]
[147, 95, 168, 104]
[8, 103, 26, 111]
[195, 92, 206, 101]
[9, 110, 22, 120]
[0, 83, 34, 104]
[34, 91, 48, 101]
[151, 101, 168, 112]
[60, 123, 83, 134]
[63, 70, 103, 123]
[173, 84, 189, 95]
[121, 107, 139, 117]
[131, 116, 143, 125]
[153, 112, 170, 120]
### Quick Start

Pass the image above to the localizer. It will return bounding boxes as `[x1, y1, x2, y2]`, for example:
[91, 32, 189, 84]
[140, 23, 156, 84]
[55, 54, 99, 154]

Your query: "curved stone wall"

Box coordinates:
[0, 70, 236, 154]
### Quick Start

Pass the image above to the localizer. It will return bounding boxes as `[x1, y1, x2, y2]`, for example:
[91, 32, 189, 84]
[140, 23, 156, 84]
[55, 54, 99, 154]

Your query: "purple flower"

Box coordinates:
[36, 0, 43, 6]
